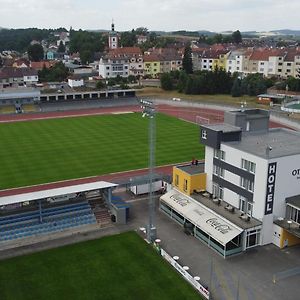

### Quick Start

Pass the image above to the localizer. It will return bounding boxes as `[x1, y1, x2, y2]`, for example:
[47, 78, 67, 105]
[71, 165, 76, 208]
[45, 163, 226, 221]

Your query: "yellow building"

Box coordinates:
[172, 163, 206, 196]
[273, 220, 300, 249]
[212, 52, 229, 71]
[143, 54, 161, 78]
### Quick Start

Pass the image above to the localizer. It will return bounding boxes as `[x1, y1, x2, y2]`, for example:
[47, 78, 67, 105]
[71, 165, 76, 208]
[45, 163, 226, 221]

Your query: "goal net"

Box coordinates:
[195, 115, 210, 125]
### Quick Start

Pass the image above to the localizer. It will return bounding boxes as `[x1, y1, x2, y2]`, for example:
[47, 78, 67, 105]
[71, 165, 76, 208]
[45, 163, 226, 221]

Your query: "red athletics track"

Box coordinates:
[0, 103, 292, 196]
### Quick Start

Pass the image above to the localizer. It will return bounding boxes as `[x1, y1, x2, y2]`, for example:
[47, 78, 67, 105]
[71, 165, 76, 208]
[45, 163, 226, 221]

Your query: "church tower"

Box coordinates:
[108, 21, 118, 49]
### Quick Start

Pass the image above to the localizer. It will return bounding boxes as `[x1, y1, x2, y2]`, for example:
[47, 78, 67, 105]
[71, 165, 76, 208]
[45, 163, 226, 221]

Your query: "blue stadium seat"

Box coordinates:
[0, 201, 96, 242]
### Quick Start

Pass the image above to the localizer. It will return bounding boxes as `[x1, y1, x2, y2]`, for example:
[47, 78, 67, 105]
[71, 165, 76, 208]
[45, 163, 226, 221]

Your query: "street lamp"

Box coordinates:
[140, 99, 157, 242]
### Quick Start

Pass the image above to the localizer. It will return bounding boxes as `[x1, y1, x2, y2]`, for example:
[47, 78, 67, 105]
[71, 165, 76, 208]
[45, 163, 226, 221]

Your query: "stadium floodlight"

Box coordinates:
[140, 99, 157, 243]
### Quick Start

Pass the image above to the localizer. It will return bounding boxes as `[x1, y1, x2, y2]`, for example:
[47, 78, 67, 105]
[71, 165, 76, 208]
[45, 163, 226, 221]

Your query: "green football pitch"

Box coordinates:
[0, 113, 204, 190]
[0, 232, 202, 300]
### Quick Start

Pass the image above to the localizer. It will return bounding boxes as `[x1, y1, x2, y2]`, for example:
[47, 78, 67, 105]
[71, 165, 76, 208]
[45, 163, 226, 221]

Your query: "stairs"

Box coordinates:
[88, 197, 111, 227]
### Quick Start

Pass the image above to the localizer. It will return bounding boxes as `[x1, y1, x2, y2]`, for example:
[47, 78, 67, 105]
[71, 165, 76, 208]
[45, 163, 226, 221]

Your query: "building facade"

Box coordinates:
[161, 109, 300, 258]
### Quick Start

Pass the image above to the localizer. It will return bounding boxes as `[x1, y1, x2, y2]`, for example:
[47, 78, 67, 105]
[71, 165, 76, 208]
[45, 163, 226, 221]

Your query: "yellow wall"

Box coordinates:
[280, 228, 300, 248]
[144, 61, 160, 77]
[173, 166, 206, 196]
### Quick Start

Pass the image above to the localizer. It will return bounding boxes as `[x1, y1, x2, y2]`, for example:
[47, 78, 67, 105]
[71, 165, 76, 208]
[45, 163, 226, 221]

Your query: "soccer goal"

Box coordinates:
[196, 115, 210, 125]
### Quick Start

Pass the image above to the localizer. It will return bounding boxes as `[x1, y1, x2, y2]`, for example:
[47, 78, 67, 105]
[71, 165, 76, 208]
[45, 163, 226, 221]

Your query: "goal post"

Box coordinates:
[195, 115, 210, 125]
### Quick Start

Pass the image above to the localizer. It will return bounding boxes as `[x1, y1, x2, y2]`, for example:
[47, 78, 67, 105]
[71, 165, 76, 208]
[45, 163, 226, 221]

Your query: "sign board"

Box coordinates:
[160, 190, 243, 245]
[264, 162, 277, 215]
[161, 248, 210, 299]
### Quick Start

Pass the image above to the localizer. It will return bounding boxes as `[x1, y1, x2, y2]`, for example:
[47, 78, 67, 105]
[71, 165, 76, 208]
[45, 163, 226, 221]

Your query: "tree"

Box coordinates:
[120, 30, 136, 47]
[80, 49, 92, 64]
[57, 41, 66, 53]
[28, 43, 44, 61]
[232, 30, 242, 44]
[231, 78, 242, 97]
[38, 62, 69, 82]
[96, 80, 106, 89]
[135, 27, 148, 35]
[182, 44, 193, 74]
[160, 73, 173, 90]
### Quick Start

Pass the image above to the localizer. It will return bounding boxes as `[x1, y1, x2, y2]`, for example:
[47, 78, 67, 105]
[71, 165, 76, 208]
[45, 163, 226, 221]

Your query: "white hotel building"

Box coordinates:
[160, 109, 300, 257]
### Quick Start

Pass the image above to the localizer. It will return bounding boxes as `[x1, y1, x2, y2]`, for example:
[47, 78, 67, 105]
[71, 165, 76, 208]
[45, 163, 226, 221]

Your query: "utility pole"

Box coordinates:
[140, 99, 157, 242]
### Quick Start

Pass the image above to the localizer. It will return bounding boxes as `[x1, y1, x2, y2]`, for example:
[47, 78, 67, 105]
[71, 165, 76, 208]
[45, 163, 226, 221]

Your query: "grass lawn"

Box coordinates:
[0, 232, 202, 300]
[0, 113, 203, 190]
[137, 87, 259, 107]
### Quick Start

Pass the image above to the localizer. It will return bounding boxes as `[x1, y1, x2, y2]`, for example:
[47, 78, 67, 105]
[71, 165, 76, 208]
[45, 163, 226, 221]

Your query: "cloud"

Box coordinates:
[0, 0, 299, 31]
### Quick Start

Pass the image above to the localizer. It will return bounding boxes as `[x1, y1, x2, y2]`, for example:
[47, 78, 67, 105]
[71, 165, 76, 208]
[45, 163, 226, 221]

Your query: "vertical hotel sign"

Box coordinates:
[264, 162, 277, 215]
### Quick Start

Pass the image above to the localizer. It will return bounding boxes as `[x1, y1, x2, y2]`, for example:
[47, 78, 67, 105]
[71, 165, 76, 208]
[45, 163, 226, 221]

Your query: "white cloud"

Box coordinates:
[0, 0, 299, 31]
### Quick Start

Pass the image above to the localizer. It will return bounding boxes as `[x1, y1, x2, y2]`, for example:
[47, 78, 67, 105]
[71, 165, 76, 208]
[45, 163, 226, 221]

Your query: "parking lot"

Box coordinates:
[129, 197, 300, 300]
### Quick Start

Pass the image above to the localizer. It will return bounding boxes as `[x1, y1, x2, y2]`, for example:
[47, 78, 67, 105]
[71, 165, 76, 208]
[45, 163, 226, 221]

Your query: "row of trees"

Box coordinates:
[161, 69, 272, 97]
[161, 68, 233, 94]
[198, 30, 243, 45]
[231, 74, 273, 97]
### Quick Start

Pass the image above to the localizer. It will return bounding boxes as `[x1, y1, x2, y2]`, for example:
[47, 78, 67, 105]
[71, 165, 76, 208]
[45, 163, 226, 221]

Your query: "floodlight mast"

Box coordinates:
[140, 99, 157, 242]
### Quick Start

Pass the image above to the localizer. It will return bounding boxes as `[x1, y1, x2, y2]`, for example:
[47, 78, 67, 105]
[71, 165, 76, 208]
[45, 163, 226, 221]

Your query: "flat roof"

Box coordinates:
[0, 181, 118, 206]
[286, 195, 300, 210]
[176, 163, 205, 175]
[227, 109, 270, 120]
[203, 123, 241, 133]
[0, 89, 40, 100]
[160, 189, 243, 245]
[192, 193, 262, 230]
[224, 128, 300, 159]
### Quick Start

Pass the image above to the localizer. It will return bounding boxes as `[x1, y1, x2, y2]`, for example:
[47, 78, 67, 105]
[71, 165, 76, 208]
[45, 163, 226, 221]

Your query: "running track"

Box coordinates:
[0, 103, 292, 197]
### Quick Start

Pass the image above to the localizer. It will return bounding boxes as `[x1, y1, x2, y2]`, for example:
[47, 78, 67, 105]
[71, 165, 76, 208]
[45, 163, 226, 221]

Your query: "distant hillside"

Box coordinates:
[271, 29, 300, 36]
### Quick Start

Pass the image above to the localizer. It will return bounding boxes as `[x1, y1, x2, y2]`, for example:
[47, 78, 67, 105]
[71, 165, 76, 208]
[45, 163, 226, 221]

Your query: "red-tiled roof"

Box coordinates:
[249, 48, 286, 61]
[108, 47, 142, 59]
[284, 48, 300, 62]
[30, 61, 58, 70]
[143, 54, 160, 62]
[0, 67, 38, 79]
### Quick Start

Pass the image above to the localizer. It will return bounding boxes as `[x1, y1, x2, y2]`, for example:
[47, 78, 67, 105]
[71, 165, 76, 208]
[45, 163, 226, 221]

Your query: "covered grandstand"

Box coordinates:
[0, 181, 117, 243]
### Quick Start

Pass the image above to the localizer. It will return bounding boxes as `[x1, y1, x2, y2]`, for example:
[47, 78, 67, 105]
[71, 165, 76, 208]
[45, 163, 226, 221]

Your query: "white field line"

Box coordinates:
[0, 111, 136, 123]
[0, 161, 200, 194]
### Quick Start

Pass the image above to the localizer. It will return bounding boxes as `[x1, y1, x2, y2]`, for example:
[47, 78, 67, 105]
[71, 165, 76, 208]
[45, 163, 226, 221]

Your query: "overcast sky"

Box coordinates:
[0, 0, 299, 32]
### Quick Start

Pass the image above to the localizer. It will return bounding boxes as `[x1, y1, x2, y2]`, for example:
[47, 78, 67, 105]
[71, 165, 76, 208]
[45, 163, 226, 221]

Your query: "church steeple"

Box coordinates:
[111, 19, 115, 32]
[108, 20, 118, 49]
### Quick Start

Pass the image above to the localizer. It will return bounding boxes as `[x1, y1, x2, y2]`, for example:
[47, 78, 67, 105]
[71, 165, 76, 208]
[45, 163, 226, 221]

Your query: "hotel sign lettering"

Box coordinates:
[264, 162, 277, 215]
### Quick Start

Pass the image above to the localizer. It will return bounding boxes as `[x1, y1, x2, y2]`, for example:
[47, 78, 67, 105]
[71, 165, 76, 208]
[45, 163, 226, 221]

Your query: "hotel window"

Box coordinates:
[213, 184, 223, 200]
[239, 196, 253, 216]
[214, 149, 225, 161]
[175, 174, 179, 186]
[183, 179, 188, 192]
[241, 159, 256, 173]
[240, 177, 254, 192]
[246, 229, 261, 248]
[213, 165, 224, 177]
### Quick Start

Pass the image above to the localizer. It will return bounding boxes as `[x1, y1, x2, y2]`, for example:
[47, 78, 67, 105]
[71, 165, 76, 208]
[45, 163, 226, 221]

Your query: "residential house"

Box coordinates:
[30, 61, 57, 71]
[137, 35, 148, 44]
[143, 54, 160, 78]
[68, 75, 84, 88]
[99, 47, 143, 78]
[201, 50, 229, 71]
[0, 67, 38, 88]
[12, 59, 30, 68]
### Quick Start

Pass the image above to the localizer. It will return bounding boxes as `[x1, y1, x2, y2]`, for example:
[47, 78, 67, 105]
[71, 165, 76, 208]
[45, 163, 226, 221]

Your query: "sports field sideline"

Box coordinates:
[0, 112, 204, 190]
[0, 231, 202, 300]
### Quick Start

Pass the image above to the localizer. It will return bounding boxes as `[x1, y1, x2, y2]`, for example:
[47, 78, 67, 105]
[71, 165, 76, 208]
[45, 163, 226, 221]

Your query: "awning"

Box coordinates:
[0, 181, 118, 206]
[160, 189, 243, 245]
[286, 195, 300, 210]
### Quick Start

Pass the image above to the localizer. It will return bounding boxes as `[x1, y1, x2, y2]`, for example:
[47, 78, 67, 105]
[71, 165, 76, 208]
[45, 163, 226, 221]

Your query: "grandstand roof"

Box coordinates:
[0, 181, 118, 206]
